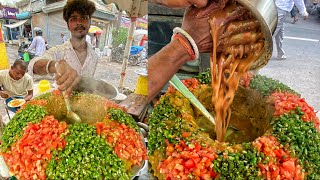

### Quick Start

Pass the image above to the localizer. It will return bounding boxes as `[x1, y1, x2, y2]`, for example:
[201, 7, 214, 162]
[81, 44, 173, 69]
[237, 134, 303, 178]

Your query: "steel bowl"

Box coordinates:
[237, 0, 278, 70]
[73, 76, 119, 100]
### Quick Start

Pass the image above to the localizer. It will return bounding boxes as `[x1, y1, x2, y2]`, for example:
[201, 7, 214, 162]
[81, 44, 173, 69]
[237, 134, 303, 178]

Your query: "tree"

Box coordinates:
[112, 27, 128, 48]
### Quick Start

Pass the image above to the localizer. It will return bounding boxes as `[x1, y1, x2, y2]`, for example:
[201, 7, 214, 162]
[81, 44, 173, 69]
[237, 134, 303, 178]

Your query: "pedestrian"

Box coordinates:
[103, 45, 112, 62]
[91, 33, 97, 48]
[0, 59, 33, 101]
[27, 27, 46, 57]
[28, 0, 98, 95]
[290, 5, 298, 24]
[274, 0, 308, 60]
[61, 32, 68, 44]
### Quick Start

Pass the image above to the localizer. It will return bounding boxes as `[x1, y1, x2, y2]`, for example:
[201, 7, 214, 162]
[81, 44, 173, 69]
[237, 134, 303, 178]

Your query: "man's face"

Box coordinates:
[11, 65, 26, 80]
[68, 11, 90, 39]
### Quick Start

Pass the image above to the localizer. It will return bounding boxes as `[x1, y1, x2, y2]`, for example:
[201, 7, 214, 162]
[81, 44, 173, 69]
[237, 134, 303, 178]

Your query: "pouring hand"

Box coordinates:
[149, 0, 208, 8]
[55, 60, 80, 97]
[181, 0, 229, 53]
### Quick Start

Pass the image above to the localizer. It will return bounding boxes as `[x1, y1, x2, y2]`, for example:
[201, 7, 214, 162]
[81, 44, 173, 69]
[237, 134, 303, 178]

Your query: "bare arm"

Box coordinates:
[0, 91, 9, 99]
[149, 0, 208, 8]
[33, 59, 58, 75]
[24, 90, 33, 101]
[148, 38, 191, 101]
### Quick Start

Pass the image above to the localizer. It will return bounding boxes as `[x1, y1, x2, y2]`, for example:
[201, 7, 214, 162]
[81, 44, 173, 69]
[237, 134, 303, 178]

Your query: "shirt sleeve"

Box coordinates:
[28, 37, 37, 51]
[293, 0, 309, 16]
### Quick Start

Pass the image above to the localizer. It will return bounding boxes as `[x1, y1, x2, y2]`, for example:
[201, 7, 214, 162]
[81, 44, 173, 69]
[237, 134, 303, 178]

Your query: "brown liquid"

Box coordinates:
[209, 3, 264, 141]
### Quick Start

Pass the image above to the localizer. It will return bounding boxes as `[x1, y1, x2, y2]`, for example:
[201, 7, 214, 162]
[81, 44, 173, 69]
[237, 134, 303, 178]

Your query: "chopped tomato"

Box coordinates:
[3, 116, 67, 180]
[254, 136, 304, 179]
[159, 140, 217, 179]
[95, 120, 147, 167]
[184, 159, 195, 169]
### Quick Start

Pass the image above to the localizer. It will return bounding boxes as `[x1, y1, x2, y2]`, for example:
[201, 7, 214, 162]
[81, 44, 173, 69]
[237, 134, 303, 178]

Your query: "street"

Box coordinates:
[259, 14, 320, 114]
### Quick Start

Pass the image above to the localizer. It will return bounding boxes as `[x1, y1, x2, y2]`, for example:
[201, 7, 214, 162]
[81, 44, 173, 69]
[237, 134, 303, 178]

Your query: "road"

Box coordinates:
[259, 14, 320, 114]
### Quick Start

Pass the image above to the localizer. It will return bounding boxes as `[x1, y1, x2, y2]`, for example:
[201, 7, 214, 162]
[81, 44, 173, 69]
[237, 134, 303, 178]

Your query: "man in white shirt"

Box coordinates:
[28, 28, 46, 57]
[61, 32, 68, 44]
[0, 60, 33, 100]
[274, 0, 308, 60]
[28, 0, 98, 95]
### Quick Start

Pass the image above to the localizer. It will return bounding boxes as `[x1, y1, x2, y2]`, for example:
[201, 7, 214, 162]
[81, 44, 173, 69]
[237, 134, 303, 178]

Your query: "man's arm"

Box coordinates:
[148, 38, 191, 101]
[0, 91, 9, 99]
[0, 72, 9, 98]
[149, 0, 208, 8]
[33, 60, 58, 75]
[28, 37, 37, 51]
[24, 90, 33, 101]
[293, 0, 309, 17]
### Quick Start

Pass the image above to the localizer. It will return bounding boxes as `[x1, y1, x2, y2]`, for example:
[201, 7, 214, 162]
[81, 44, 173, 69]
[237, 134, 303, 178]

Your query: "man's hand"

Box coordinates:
[181, 0, 228, 52]
[0, 91, 9, 99]
[55, 60, 80, 96]
[150, 0, 208, 8]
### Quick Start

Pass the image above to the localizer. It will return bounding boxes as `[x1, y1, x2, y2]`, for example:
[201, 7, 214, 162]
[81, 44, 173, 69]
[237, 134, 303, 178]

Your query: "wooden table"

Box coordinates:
[119, 93, 148, 121]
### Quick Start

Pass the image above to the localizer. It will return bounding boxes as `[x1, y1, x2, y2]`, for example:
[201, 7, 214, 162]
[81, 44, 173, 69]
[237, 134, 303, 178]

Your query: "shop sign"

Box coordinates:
[121, 17, 148, 30]
[0, 7, 19, 19]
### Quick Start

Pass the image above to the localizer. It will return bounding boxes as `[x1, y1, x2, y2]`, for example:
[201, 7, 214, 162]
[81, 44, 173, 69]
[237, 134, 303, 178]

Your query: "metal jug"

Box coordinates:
[237, 0, 278, 70]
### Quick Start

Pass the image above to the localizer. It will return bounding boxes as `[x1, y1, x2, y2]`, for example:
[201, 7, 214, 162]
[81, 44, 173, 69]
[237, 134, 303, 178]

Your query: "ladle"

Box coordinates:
[55, 61, 82, 124]
[169, 75, 238, 134]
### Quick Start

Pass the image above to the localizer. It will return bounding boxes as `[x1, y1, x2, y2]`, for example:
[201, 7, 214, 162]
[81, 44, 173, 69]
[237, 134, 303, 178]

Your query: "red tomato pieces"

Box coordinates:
[159, 140, 217, 180]
[3, 116, 67, 180]
[167, 78, 200, 94]
[271, 92, 317, 122]
[96, 121, 147, 166]
[253, 136, 304, 180]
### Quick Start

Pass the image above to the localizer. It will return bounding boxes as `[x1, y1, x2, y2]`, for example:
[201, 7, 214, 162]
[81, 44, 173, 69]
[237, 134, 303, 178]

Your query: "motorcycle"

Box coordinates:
[129, 46, 144, 66]
[111, 45, 145, 66]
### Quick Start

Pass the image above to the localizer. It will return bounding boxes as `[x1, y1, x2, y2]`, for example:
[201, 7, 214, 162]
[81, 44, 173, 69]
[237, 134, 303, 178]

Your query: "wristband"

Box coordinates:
[172, 33, 196, 60]
[172, 27, 199, 60]
[46, 60, 55, 76]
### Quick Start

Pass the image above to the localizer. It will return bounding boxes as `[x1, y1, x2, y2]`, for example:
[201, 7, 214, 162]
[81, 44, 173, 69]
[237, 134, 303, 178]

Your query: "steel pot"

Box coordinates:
[73, 76, 119, 100]
[237, 0, 278, 70]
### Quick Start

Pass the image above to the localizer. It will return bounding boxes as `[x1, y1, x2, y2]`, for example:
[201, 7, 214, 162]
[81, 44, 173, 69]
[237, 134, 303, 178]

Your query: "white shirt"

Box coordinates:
[0, 69, 33, 97]
[28, 36, 46, 56]
[62, 36, 68, 44]
[28, 40, 99, 77]
[276, 0, 309, 16]
[86, 35, 92, 45]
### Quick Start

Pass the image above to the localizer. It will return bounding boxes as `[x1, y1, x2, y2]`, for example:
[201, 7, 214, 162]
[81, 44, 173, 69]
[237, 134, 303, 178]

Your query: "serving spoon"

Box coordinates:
[169, 75, 238, 136]
[55, 61, 82, 124]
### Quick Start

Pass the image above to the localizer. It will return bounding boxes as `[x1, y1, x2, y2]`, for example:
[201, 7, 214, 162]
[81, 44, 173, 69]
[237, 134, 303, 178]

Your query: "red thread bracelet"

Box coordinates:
[172, 33, 196, 61]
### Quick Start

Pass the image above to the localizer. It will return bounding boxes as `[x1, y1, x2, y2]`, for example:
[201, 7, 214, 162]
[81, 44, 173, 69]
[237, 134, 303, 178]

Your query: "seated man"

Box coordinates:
[0, 60, 33, 100]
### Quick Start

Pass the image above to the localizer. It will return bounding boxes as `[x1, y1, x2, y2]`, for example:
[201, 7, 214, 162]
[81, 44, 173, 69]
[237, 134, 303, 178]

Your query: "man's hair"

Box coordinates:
[63, 0, 96, 23]
[13, 59, 28, 71]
